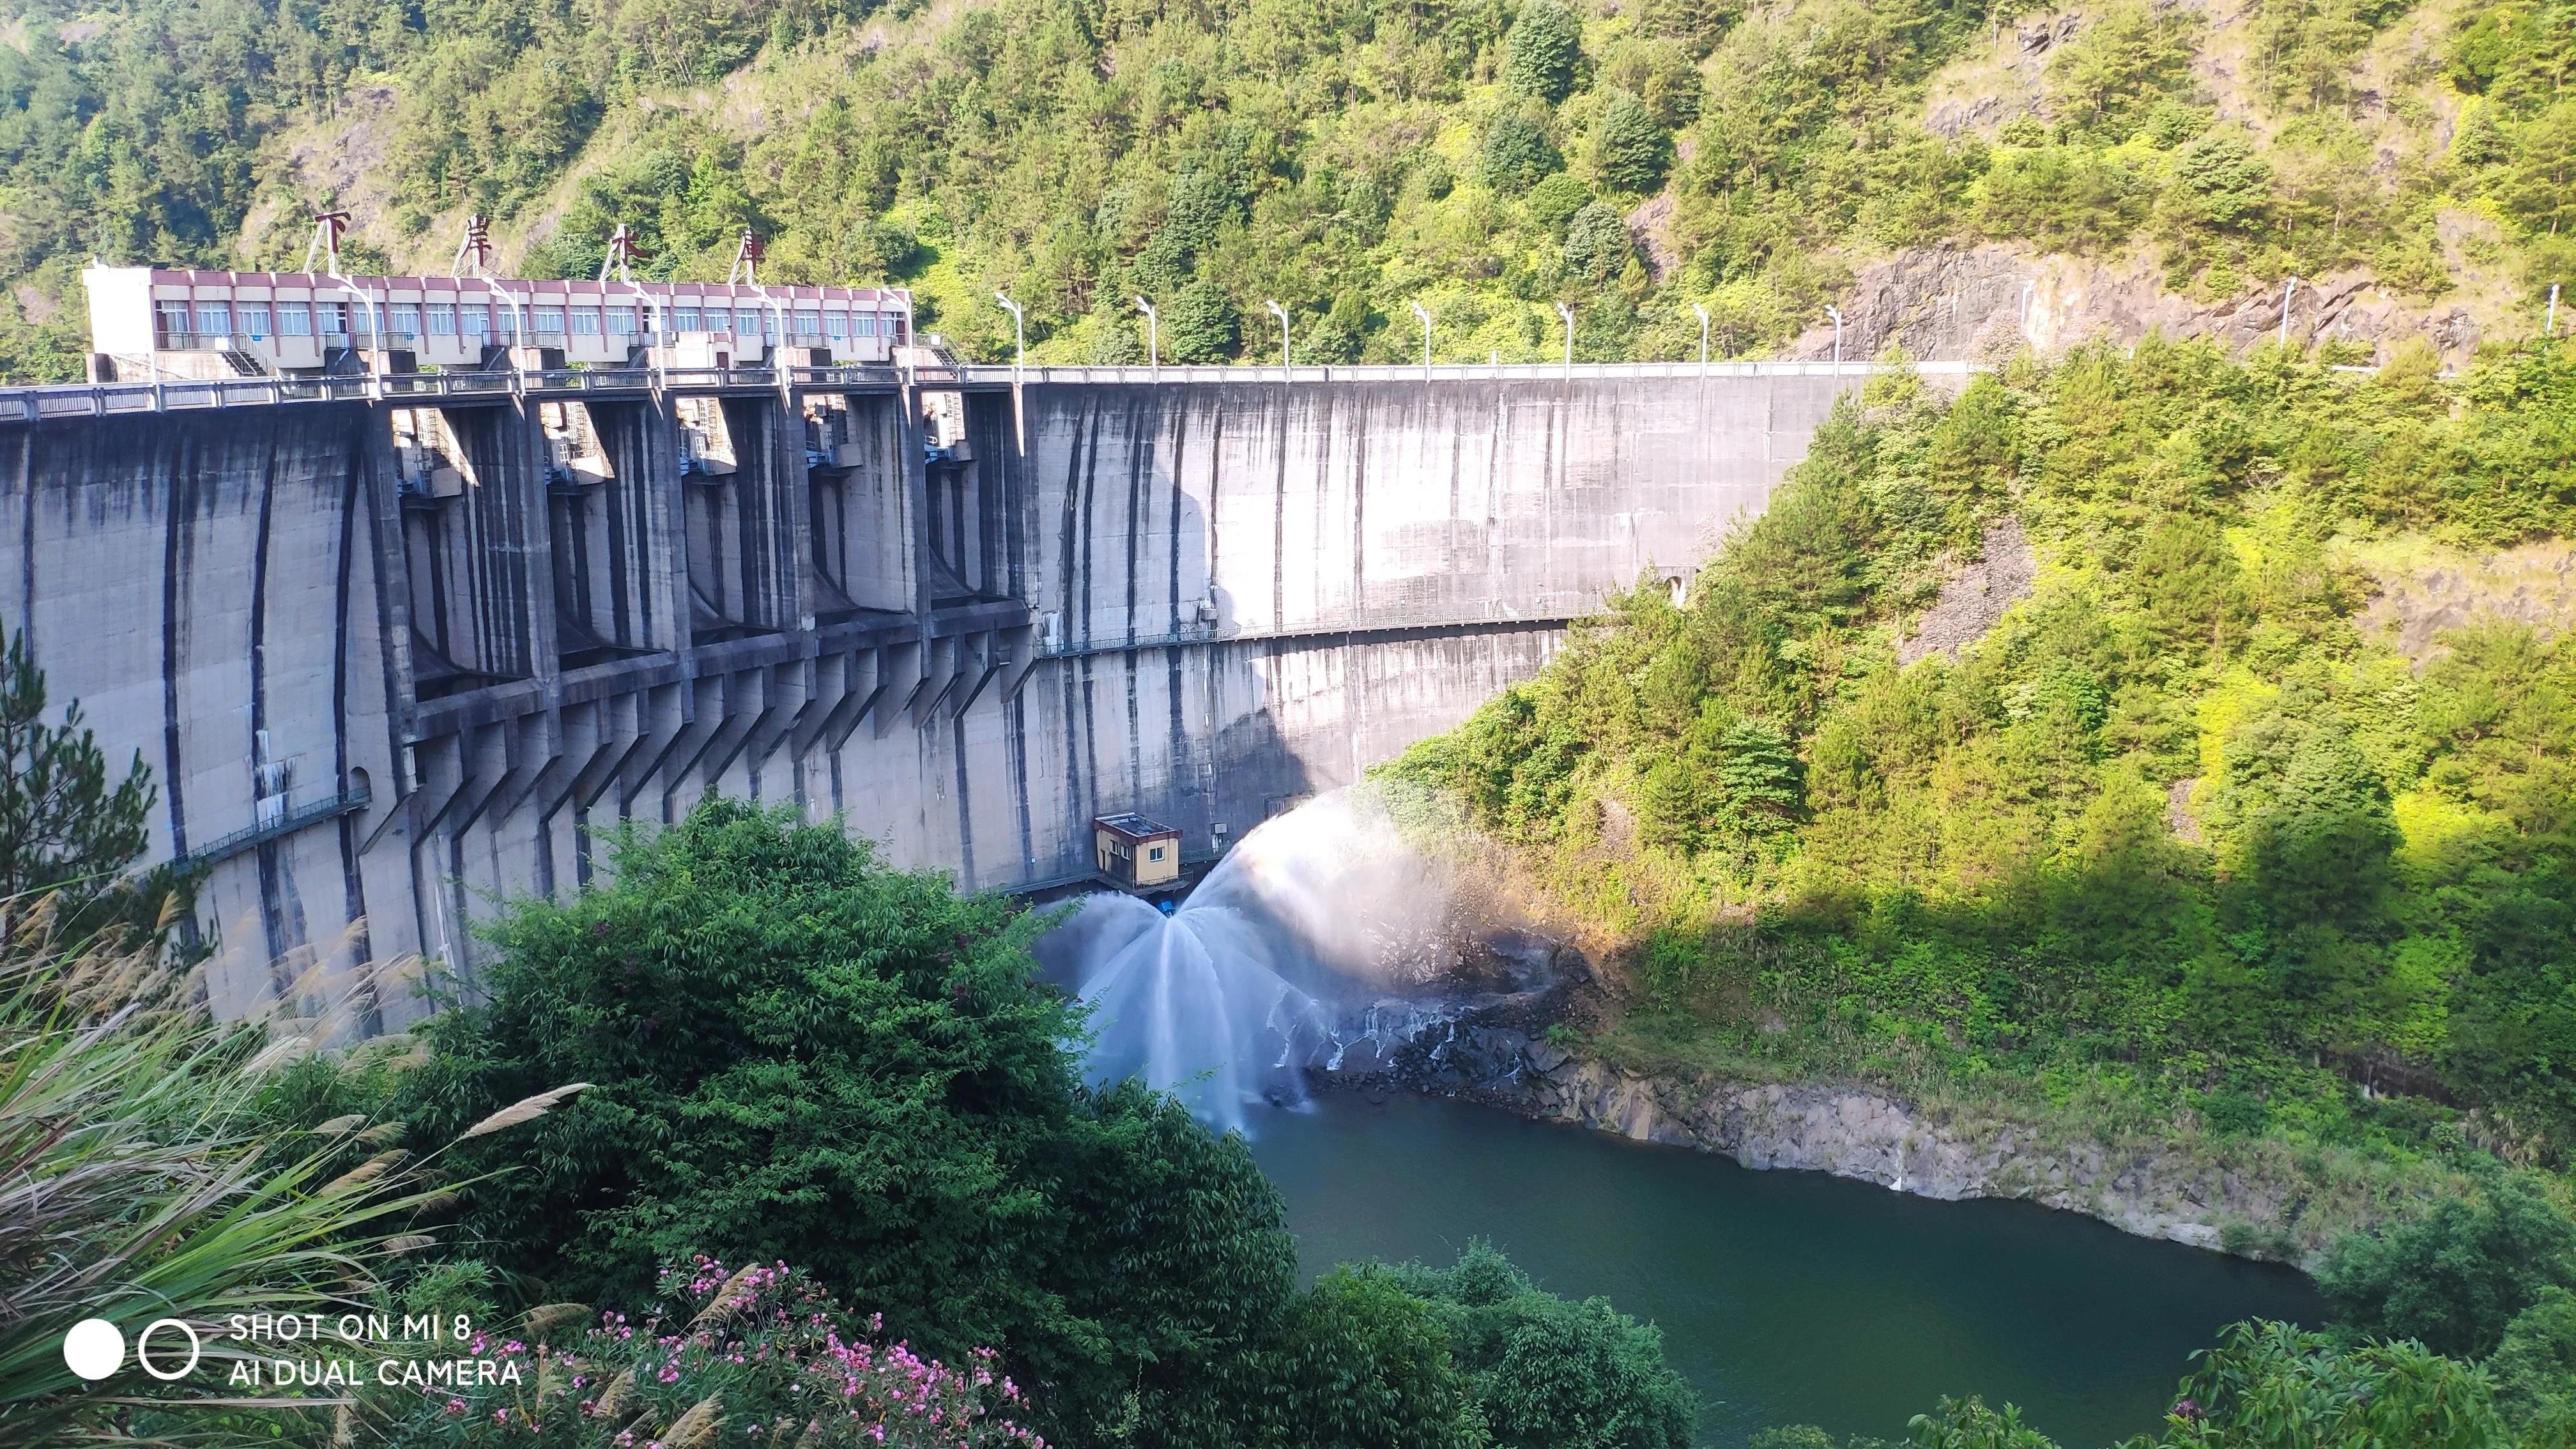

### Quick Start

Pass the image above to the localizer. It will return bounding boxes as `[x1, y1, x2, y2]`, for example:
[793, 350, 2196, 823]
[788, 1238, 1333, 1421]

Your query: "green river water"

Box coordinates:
[1246, 1089, 2323, 1449]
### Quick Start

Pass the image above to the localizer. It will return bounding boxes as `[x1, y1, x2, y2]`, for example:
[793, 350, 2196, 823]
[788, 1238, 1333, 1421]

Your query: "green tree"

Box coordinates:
[1505, 0, 1584, 103]
[2490, 1287, 2576, 1429]
[1385, 1241, 1696, 1449]
[0, 621, 155, 918]
[393, 801, 1296, 1443]
[2150, 1320, 2505, 1449]
[1713, 717, 1803, 832]
[2241, 725, 2400, 926]
[2316, 1169, 2576, 1357]
[2495, 101, 2576, 239]
[1264, 1271, 1483, 1449]
[2168, 132, 2274, 229]
[1565, 201, 1636, 284]
[1483, 107, 1566, 188]
[1165, 278, 1243, 362]
[2050, 0, 2198, 139]
[1593, 91, 1674, 194]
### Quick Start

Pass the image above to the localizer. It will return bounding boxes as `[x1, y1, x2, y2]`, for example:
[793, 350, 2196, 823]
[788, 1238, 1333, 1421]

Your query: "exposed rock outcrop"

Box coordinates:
[1784, 241, 2495, 368]
[1897, 517, 2037, 664]
[1361, 1000, 2359, 1261]
[2358, 539, 2576, 664]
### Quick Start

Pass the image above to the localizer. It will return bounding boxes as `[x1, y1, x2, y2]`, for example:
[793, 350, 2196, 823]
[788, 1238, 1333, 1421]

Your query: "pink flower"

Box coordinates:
[445, 1399, 466, 1415]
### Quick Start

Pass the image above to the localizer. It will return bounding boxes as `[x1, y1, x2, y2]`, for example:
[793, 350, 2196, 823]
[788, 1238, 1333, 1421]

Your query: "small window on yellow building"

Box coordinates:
[1149, 846, 1165, 861]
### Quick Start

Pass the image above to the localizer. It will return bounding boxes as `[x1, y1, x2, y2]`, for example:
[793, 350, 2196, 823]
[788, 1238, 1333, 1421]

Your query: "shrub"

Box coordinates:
[1526, 172, 1593, 233]
[351, 1259, 1045, 1448]
[2317, 1169, 2576, 1358]
[2152, 1320, 2504, 1449]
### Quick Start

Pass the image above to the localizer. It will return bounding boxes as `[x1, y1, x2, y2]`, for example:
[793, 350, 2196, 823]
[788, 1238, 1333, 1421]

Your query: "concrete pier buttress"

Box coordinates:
[0, 367, 1894, 1023]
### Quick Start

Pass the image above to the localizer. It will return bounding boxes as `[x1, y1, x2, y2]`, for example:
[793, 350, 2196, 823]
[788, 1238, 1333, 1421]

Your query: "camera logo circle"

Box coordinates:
[135, 1319, 201, 1381]
[63, 1319, 123, 1381]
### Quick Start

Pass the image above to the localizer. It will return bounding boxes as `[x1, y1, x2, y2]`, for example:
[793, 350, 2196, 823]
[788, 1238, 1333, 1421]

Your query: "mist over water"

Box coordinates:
[1038, 791, 1459, 1133]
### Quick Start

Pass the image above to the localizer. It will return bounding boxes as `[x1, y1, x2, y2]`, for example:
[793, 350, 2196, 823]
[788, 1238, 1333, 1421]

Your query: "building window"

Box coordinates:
[278, 302, 312, 337]
[606, 307, 638, 335]
[534, 306, 565, 335]
[236, 302, 271, 337]
[572, 307, 602, 335]
[390, 303, 420, 337]
[425, 303, 456, 335]
[318, 301, 349, 335]
[157, 302, 189, 342]
[461, 305, 489, 338]
[794, 309, 820, 337]
[729, 307, 756, 336]
[1148, 845, 1166, 862]
[763, 310, 781, 341]
[675, 305, 702, 332]
[857, 312, 880, 338]
[194, 301, 231, 335]
[825, 311, 848, 339]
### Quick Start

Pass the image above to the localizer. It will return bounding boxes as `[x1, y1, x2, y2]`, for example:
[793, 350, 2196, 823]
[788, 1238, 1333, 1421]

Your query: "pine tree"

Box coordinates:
[1592, 91, 1673, 194]
[0, 622, 155, 915]
[1504, 0, 1583, 103]
[1163, 278, 1241, 363]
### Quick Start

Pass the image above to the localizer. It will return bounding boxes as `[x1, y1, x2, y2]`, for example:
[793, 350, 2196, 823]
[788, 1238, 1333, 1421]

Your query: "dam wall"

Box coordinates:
[0, 363, 1931, 1023]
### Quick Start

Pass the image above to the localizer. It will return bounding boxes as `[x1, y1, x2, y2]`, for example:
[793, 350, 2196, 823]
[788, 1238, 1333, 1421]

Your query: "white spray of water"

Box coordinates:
[1040, 790, 1455, 1134]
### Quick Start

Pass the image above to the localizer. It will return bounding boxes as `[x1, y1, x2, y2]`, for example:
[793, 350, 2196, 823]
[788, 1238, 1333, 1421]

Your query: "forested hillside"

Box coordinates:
[2, 0, 2572, 379]
[1392, 337, 2576, 1192]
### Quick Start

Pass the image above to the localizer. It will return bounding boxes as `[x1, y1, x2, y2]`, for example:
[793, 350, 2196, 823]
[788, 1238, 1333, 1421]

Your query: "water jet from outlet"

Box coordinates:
[1038, 789, 1455, 1134]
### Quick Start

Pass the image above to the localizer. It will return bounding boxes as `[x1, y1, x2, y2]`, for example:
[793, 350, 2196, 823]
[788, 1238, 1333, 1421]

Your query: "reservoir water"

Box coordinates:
[1247, 1090, 2323, 1449]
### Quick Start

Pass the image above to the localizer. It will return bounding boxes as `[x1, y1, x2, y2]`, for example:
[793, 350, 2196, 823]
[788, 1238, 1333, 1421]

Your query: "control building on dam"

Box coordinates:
[1, 260, 1965, 1025]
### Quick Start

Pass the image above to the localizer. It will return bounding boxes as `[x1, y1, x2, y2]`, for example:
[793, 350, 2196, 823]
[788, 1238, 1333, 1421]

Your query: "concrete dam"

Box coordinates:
[0, 360, 1927, 1023]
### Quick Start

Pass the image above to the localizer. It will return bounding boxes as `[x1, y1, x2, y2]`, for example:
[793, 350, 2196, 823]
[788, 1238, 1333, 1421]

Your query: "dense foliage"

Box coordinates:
[1391, 338, 2576, 1176]
[1371, 1241, 1698, 1449]
[350, 800, 1692, 1449]
[3, 0, 2573, 377]
[379, 800, 1294, 1445]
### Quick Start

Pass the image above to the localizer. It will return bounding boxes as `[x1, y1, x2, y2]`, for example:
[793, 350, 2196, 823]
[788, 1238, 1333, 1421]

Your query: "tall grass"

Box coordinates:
[0, 900, 518, 1445]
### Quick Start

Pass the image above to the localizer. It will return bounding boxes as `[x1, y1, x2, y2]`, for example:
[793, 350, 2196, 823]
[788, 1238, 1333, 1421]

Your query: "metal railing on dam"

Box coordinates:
[0, 358, 1966, 420]
[0, 362, 1905, 1027]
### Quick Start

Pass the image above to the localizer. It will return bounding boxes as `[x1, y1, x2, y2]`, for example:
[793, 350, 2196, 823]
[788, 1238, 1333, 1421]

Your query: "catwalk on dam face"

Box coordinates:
[0, 365, 1912, 1022]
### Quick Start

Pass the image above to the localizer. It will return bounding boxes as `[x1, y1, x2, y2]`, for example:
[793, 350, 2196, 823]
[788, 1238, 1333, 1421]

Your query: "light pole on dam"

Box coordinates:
[0, 332, 1952, 1025]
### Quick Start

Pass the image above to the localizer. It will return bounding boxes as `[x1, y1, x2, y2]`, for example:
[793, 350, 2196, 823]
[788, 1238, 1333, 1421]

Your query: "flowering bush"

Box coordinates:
[372, 1258, 1044, 1448]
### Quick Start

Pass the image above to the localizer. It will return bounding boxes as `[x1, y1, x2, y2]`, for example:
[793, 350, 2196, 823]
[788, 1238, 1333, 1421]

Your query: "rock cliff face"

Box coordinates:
[1782, 241, 2496, 369]
[1370, 1008, 2316, 1259]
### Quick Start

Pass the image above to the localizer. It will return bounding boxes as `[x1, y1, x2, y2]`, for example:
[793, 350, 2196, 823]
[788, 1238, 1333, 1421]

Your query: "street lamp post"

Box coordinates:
[993, 293, 1025, 374]
[483, 280, 526, 391]
[1556, 301, 1574, 378]
[1264, 300, 1290, 373]
[1134, 296, 1158, 379]
[329, 269, 386, 401]
[1692, 302, 1710, 374]
[994, 291, 1028, 454]
[1825, 304, 1845, 370]
[1409, 300, 1432, 374]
